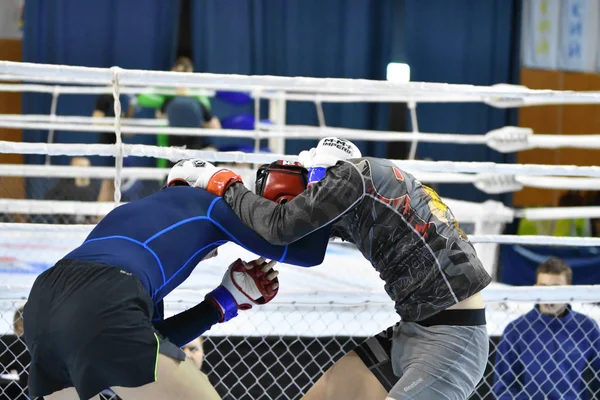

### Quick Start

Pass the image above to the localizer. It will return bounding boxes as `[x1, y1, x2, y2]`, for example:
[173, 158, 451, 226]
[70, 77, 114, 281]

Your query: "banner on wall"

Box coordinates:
[0, 0, 23, 39]
[558, 0, 599, 72]
[521, 0, 561, 69]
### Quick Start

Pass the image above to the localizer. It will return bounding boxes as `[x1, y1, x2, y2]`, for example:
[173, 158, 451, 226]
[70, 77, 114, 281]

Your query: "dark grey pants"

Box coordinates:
[356, 322, 489, 399]
[389, 323, 489, 399]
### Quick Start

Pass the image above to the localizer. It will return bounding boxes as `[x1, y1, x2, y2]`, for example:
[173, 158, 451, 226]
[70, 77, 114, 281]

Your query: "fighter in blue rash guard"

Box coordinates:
[23, 159, 326, 400]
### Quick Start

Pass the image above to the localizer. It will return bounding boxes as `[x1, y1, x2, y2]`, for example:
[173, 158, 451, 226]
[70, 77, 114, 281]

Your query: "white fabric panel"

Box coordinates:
[0, 0, 22, 40]
[521, 0, 561, 70]
[558, 0, 599, 72]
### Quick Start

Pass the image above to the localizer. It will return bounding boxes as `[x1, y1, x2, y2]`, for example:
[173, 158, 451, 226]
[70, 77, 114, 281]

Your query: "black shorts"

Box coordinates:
[23, 259, 185, 399]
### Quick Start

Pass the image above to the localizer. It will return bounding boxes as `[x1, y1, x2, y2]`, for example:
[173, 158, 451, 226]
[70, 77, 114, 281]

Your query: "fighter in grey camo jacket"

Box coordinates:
[192, 137, 492, 400]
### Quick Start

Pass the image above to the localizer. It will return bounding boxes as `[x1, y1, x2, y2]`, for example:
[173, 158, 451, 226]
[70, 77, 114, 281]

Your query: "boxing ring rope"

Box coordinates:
[4, 61, 600, 102]
[0, 114, 168, 126]
[2, 217, 599, 247]
[4, 74, 600, 106]
[0, 281, 598, 305]
[0, 82, 215, 97]
[4, 141, 600, 177]
[1, 61, 600, 280]
[4, 114, 600, 151]
[5, 163, 600, 191]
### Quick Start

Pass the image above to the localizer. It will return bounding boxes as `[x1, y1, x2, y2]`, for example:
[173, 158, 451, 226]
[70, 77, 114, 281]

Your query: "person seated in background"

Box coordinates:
[144, 57, 221, 168]
[158, 56, 221, 130]
[182, 337, 205, 371]
[494, 258, 600, 399]
[43, 157, 99, 224]
[587, 192, 600, 237]
[518, 190, 590, 237]
[12, 306, 23, 337]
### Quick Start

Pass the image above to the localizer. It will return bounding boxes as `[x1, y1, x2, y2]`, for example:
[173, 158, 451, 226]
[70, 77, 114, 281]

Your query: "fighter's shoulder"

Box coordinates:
[333, 158, 369, 182]
[156, 186, 220, 203]
[345, 157, 412, 180]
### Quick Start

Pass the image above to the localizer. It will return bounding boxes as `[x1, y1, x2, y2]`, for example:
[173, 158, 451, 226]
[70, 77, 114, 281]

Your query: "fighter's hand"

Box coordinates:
[166, 158, 242, 196]
[299, 137, 362, 185]
[206, 258, 279, 322]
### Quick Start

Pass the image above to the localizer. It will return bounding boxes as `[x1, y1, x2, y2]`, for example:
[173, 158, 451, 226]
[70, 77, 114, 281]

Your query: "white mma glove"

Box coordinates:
[206, 258, 279, 322]
[301, 137, 362, 185]
[166, 158, 243, 196]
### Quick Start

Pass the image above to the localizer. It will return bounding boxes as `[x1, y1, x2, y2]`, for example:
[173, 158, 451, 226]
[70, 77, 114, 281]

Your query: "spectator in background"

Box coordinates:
[518, 191, 590, 237]
[151, 57, 220, 167]
[13, 306, 23, 337]
[182, 337, 205, 371]
[160, 57, 221, 131]
[587, 192, 600, 237]
[43, 157, 98, 224]
[494, 258, 600, 399]
[45, 157, 97, 202]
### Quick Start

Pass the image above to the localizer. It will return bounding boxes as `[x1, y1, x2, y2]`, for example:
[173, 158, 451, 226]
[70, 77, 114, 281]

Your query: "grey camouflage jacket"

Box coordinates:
[223, 157, 492, 321]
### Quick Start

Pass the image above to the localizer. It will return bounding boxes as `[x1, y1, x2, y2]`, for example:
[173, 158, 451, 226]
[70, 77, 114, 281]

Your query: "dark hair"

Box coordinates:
[537, 257, 572, 284]
[13, 305, 24, 331]
[558, 190, 585, 207]
[173, 56, 194, 72]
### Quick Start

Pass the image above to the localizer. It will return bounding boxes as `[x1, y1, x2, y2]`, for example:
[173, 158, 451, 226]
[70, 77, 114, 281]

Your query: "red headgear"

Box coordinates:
[255, 161, 308, 204]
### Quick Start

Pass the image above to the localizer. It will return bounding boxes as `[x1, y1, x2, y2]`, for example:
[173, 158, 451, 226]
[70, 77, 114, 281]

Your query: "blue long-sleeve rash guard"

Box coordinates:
[65, 186, 330, 346]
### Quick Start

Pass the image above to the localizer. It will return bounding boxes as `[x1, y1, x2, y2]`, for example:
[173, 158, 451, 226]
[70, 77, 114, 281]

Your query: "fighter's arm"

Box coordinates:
[152, 301, 220, 348]
[223, 161, 365, 245]
[153, 258, 278, 348]
[210, 198, 330, 267]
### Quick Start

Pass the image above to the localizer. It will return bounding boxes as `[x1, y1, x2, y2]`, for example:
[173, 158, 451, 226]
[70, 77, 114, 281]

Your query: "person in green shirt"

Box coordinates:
[138, 56, 221, 168]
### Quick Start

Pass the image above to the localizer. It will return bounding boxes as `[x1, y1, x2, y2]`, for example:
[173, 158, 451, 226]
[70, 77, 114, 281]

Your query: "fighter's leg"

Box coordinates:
[302, 326, 398, 400]
[112, 355, 220, 400]
[45, 387, 100, 400]
[301, 351, 388, 400]
[386, 366, 470, 400]
[387, 320, 489, 400]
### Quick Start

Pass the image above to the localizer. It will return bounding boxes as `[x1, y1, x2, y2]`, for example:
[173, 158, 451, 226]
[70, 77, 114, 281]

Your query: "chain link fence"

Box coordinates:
[1, 299, 599, 399]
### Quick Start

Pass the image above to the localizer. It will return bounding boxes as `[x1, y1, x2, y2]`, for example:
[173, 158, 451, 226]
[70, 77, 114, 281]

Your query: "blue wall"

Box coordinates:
[403, 0, 521, 203]
[21, 0, 522, 202]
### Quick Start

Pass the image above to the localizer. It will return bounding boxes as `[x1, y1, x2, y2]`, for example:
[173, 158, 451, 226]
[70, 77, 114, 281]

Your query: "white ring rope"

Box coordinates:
[407, 102, 420, 160]
[0, 114, 168, 126]
[513, 206, 600, 220]
[0, 164, 170, 179]
[5, 61, 600, 104]
[0, 141, 294, 163]
[0, 82, 215, 97]
[480, 285, 600, 303]
[5, 77, 600, 108]
[5, 164, 600, 192]
[111, 67, 123, 206]
[3, 117, 600, 153]
[4, 141, 600, 178]
[468, 235, 600, 246]
[0, 222, 598, 247]
[0, 280, 597, 304]
[1, 195, 600, 222]
[0, 199, 113, 216]
[0, 120, 262, 138]
[514, 176, 600, 191]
